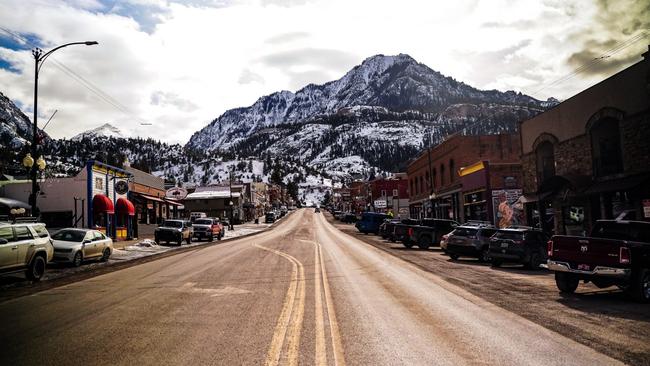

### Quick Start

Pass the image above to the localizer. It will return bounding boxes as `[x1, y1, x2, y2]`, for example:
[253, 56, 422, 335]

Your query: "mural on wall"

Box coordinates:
[492, 189, 524, 228]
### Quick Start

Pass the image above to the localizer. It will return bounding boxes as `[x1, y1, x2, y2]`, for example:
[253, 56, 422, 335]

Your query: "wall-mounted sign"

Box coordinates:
[374, 199, 387, 208]
[166, 187, 188, 200]
[115, 180, 129, 195]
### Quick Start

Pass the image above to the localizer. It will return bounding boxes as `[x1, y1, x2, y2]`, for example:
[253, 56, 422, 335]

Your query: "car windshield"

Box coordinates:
[194, 219, 213, 225]
[52, 230, 87, 242]
[494, 231, 525, 240]
[163, 221, 183, 228]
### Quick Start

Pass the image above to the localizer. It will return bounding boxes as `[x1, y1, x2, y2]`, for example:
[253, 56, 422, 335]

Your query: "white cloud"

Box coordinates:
[0, 0, 646, 143]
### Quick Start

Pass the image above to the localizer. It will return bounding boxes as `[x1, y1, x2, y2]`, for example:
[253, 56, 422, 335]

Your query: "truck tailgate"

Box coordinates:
[551, 236, 625, 270]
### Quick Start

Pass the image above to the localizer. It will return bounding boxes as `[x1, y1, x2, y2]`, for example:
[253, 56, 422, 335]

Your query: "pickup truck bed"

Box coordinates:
[547, 220, 650, 302]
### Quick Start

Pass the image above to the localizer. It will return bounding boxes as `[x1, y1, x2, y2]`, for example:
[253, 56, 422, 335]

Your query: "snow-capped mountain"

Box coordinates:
[71, 123, 125, 141]
[188, 53, 555, 153]
[0, 91, 44, 149]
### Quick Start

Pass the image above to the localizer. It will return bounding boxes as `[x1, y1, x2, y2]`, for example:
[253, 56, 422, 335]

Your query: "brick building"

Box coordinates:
[520, 46, 650, 235]
[407, 133, 521, 221]
[367, 174, 409, 217]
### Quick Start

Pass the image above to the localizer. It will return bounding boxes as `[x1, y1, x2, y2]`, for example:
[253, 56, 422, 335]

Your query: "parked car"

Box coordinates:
[155, 219, 193, 245]
[51, 228, 113, 266]
[392, 219, 419, 243]
[446, 224, 497, 261]
[0, 222, 53, 281]
[192, 218, 223, 241]
[265, 212, 277, 223]
[315, 207, 321, 213]
[547, 220, 650, 302]
[489, 227, 549, 269]
[280, 206, 288, 216]
[341, 213, 358, 223]
[379, 219, 401, 239]
[405, 219, 459, 249]
[333, 211, 345, 220]
[355, 212, 389, 234]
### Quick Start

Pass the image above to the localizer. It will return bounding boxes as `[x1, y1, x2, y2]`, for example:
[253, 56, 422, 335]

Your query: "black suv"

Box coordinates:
[446, 224, 497, 262]
[489, 227, 550, 269]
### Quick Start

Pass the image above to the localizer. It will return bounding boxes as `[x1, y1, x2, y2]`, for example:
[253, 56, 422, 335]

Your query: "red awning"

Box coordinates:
[93, 194, 114, 214]
[116, 198, 135, 216]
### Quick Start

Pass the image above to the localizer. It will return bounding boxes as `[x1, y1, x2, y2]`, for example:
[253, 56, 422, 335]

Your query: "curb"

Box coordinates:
[0, 211, 295, 303]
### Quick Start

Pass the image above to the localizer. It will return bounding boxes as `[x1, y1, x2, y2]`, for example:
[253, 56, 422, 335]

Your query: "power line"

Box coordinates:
[0, 26, 149, 125]
[527, 30, 649, 97]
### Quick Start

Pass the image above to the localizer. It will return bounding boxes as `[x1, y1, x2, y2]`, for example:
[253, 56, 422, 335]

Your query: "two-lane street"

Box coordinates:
[0, 209, 624, 365]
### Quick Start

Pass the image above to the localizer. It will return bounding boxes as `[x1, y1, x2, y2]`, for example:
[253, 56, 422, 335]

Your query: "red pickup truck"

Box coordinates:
[547, 220, 650, 302]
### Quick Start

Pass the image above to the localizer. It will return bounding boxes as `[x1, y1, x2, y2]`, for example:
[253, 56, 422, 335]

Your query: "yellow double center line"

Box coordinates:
[255, 244, 306, 366]
[256, 237, 345, 366]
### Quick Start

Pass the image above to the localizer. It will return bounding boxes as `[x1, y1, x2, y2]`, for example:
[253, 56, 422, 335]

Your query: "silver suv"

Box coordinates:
[0, 222, 54, 281]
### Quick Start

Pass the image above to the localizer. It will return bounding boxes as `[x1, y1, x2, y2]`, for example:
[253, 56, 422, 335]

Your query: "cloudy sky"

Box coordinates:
[0, 0, 648, 143]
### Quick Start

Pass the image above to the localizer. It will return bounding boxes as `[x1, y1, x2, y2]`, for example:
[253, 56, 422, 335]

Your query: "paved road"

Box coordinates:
[0, 209, 624, 365]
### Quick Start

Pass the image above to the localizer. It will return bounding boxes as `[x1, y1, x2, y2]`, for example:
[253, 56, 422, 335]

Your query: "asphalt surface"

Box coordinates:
[0, 209, 628, 365]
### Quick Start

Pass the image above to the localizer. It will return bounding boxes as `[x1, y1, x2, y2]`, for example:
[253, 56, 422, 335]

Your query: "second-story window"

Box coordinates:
[440, 164, 445, 186]
[536, 141, 555, 184]
[591, 118, 623, 177]
[449, 159, 455, 182]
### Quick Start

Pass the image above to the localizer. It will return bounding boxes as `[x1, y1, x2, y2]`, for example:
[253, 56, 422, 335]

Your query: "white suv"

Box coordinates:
[0, 222, 54, 281]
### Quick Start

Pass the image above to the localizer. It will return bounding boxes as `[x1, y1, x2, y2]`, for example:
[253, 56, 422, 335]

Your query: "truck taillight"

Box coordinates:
[620, 247, 631, 264]
[547, 240, 553, 258]
[408, 228, 413, 236]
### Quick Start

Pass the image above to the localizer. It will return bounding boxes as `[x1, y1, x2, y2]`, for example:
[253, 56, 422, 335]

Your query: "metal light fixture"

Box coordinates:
[36, 155, 46, 171]
[23, 153, 34, 168]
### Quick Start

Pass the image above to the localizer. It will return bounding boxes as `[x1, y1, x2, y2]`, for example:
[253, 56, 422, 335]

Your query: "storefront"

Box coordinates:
[86, 161, 135, 240]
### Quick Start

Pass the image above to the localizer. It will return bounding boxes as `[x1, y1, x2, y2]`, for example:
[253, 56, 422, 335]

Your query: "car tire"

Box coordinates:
[480, 248, 490, 262]
[449, 253, 460, 261]
[555, 272, 579, 294]
[417, 237, 430, 250]
[526, 252, 542, 270]
[626, 268, 650, 303]
[72, 251, 83, 267]
[100, 248, 110, 262]
[26, 255, 46, 281]
[491, 259, 502, 267]
[177, 237, 183, 246]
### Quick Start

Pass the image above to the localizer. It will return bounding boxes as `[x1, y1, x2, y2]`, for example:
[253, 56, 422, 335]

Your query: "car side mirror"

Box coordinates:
[0, 238, 7, 245]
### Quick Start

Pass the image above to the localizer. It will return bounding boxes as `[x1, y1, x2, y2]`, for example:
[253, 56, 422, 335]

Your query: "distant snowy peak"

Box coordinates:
[71, 123, 125, 141]
[187, 52, 552, 151]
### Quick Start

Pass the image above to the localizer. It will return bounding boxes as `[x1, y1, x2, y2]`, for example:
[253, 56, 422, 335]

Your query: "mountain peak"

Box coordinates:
[71, 123, 125, 141]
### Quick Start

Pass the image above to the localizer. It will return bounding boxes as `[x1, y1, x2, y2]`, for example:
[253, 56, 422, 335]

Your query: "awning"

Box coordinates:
[584, 173, 650, 195]
[164, 199, 183, 206]
[132, 192, 166, 203]
[0, 197, 30, 210]
[116, 198, 135, 216]
[93, 194, 114, 214]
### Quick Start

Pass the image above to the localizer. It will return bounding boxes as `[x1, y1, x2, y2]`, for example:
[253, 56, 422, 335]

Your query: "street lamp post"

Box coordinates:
[29, 41, 98, 216]
[229, 166, 234, 230]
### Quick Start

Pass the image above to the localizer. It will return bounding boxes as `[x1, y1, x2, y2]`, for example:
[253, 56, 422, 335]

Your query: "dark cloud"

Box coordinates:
[565, 0, 650, 76]
[265, 32, 310, 45]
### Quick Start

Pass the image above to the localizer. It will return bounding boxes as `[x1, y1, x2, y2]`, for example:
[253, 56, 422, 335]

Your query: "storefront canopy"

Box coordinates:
[93, 194, 115, 214]
[116, 198, 135, 216]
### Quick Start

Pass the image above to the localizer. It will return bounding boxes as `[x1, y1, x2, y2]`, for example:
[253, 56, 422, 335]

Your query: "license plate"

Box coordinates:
[500, 242, 508, 248]
[577, 264, 591, 271]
